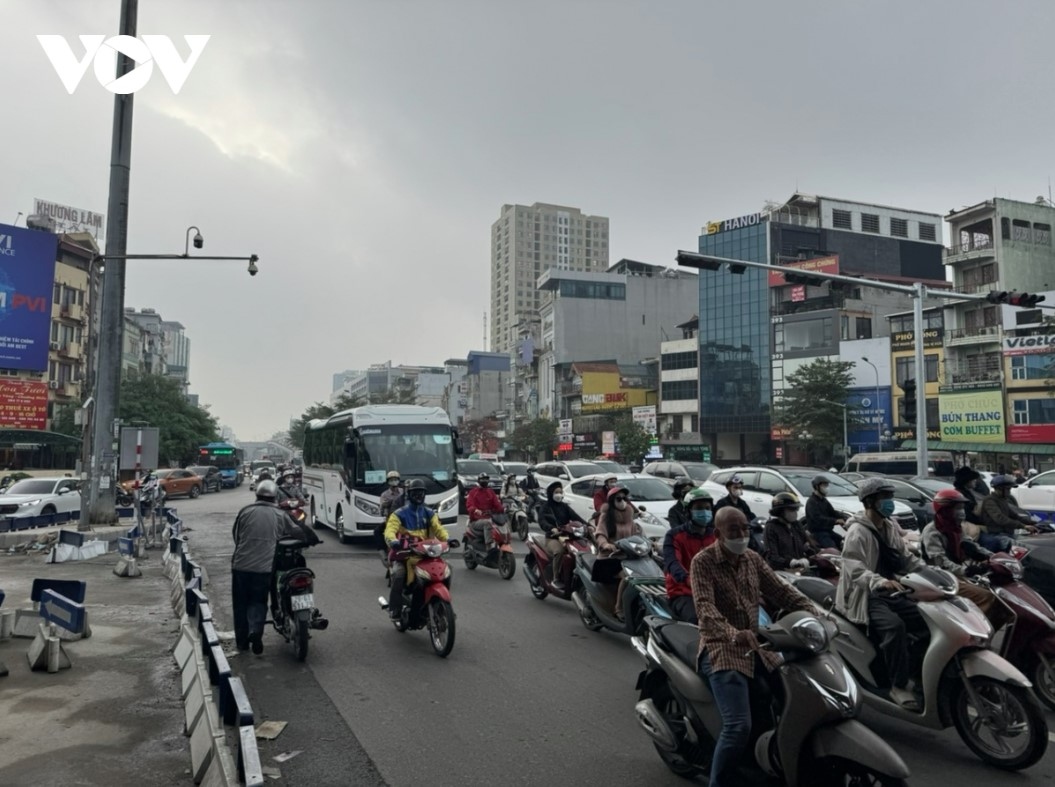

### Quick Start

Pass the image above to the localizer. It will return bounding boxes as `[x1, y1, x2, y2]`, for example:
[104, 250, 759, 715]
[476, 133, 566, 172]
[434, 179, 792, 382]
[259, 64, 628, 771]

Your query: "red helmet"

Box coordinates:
[933, 488, 969, 507]
[607, 485, 629, 501]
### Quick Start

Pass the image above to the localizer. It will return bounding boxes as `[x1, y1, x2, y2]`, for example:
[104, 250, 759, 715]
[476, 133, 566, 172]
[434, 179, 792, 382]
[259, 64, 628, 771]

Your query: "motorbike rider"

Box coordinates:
[384, 479, 454, 620]
[537, 480, 588, 585]
[501, 472, 520, 499]
[595, 485, 644, 619]
[519, 465, 541, 493]
[231, 480, 302, 654]
[713, 474, 753, 521]
[980, 474, 1038, 551]
[690, 506, 815, 787]
[666, 476, 698, 529]
[921, 488, 1013, 631]
[662, 487, 716, 623]
[805, 474, 845, 549]
[466, 473, 505, 551]
[835, 478, 929, 710]
[593, 475, 620, 512]
[376, 471, 405, 556]
[763, 492, 816, 572]
[953, 465, 987, 530]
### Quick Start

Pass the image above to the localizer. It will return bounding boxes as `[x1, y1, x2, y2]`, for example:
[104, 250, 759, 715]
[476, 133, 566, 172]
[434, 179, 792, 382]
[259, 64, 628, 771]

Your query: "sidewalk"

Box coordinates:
[0, 548, 189, 785]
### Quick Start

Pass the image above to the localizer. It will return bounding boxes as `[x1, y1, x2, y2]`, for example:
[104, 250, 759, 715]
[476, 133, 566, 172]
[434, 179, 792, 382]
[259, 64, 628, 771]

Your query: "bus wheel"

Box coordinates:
[336, 508, 351, 544]
[311, 499, 323, 530]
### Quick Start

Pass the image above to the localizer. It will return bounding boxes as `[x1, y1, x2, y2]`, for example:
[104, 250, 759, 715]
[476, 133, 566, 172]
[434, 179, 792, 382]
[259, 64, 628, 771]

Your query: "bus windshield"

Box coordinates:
[353, 424, 457, 494]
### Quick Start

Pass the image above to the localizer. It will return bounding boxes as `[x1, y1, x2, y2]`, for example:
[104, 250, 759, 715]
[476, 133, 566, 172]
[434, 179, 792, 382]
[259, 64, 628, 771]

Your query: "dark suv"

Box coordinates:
[187, 465, 223, 493]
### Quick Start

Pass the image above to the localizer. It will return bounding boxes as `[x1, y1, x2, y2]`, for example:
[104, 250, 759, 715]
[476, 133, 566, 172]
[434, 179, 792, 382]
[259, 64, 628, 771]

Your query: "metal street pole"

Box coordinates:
[913, 282, 930, 477]
[818, 399, 848, 467]
[860, 357, 882, 451]
[83, 0, 137, 528]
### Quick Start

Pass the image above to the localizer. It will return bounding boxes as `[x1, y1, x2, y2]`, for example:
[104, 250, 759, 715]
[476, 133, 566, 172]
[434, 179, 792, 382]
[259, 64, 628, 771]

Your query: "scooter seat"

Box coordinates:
[796, 576, 836, 608]
[654, 621, 701, 670]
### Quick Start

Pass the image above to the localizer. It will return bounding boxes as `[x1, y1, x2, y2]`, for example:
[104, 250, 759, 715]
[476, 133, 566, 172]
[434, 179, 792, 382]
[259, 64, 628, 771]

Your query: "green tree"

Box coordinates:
[119, 373, 219, 465]
[509, 417, 557, 461]
[51, 405, 79, 438]
[369, 385, 417, 405]
[459, 417, 498, 454]
[774, 358, 859, 462]
[287, 393, 366, 449]
[612, 413, 651, 466]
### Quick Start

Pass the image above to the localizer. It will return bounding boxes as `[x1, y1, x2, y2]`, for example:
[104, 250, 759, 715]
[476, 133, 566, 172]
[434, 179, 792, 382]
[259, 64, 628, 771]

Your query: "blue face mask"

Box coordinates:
[877, 498, 896, 517]
[691, 509, 713, 526]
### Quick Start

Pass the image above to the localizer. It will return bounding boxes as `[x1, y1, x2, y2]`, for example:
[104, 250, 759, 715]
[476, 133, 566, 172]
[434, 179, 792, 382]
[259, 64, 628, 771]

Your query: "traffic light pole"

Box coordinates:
[912, 282, 929, 477]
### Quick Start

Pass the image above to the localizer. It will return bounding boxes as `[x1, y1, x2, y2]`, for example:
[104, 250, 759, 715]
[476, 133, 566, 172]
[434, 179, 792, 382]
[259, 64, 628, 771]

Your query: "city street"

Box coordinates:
[175, 489, 1055, 786]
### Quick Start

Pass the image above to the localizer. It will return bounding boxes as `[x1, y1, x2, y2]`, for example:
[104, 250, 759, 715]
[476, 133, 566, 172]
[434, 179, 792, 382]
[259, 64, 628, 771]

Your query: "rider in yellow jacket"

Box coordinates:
[384, 479, 451, 618]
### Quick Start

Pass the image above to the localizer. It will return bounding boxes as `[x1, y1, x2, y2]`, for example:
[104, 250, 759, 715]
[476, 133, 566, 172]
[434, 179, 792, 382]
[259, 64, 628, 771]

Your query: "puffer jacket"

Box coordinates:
[594, 502, 641, 552]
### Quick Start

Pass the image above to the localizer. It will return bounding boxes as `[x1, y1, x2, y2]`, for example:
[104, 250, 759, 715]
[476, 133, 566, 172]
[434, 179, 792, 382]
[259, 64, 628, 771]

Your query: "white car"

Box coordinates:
[532, 460, 606, 490]
[1012, 470, 1055, 515]
[562, 473, 675, 540]
[0, 477, 82, 519]
[707, 466, 919, 531]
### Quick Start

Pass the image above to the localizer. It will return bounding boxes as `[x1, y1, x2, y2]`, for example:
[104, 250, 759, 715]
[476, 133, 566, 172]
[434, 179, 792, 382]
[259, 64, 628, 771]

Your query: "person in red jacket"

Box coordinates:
[593, 475, 619, 512]
[662, 487, 716, 623]
[466, 473, 505, 550]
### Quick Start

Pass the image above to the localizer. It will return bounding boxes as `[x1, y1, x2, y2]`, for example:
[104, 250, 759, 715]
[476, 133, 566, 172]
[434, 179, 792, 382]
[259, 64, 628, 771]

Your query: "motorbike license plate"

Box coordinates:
[290, 593, 314, 611]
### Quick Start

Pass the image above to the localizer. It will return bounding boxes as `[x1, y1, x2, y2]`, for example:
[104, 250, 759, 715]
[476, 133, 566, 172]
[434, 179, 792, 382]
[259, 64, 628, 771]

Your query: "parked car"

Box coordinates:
[562, 473, 673, 540]
[642, 460, 719, 484]
[497, 461, 529, 480]
[1011, 470, 1055, 516]
[154, 468, 205, 499]
[708, 466, 918, 532]
[837, 471, 883, 482]
[455, 458, 502, 494]
[186, 465, 223, 493]
[590, 459, 628, 474]
[0, 477, 82, 519]
[531, 460, 605, 490]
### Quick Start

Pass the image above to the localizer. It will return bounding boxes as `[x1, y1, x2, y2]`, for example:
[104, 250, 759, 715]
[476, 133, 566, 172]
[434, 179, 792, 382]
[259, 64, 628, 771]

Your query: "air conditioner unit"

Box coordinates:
[49, 342, 60, 351]
[48, 381, 59, 389]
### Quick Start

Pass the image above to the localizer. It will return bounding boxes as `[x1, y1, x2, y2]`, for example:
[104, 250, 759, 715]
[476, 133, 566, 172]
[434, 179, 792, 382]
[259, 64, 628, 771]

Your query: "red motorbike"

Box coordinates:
[377, 536, 459, 658]
[279, 497, 309, 527]
[523, 522, 593, 601]
[463, 513, 516, 579]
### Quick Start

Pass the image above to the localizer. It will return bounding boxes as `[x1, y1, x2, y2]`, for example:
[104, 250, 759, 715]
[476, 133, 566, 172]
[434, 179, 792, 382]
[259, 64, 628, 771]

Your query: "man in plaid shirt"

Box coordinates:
[690, 507, 813, 786]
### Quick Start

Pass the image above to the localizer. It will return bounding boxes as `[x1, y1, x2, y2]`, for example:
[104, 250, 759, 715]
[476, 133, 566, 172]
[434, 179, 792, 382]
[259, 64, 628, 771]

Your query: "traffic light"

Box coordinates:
[985, 291, 1008, 304]
[1008, 292, 1046, 308]
[900, 378, 917, 424]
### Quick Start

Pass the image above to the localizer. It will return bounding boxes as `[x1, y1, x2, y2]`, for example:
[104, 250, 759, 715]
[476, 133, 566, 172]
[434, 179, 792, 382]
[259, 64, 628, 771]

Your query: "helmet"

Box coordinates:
[991, 474, 1015, 488]
[672, 476, 696, 499]
[770, 492, 801, 515]
[933, 488, 970, 507]
[607, 485, 629, 502]
[811, 475, 829, 489]
[386, 470, 401, 481]
[526, 465, 537, 474]
[726, 474, 744, 487]
[406, 478, 427, 503]
[477, 473, 491, 485]
[857, 477, 895, 502]
[1028, 468, 1039, 477]
[255, 480, 278, 500]
[682, 487, 713, 507]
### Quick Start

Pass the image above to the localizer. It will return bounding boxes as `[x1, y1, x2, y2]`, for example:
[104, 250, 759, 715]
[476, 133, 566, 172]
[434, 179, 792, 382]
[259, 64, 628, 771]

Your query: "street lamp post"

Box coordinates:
[798, 431, 813, 466]
[818, 399, 848, 466]
[859, 357, 882, 452]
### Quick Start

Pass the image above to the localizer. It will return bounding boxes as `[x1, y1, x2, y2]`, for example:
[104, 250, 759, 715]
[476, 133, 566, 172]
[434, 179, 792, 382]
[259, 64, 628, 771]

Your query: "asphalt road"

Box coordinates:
[173, 487, 1055, 786]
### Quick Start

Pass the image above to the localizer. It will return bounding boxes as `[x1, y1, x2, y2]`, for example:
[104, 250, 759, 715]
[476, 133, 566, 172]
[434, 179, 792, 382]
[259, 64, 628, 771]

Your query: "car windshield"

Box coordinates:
[591, 460, 623, 473]
[458, 460, 500, 476]
[614, 477, 676, 501]
[502, 462, 528, 476]
[155, 470, 178, 478]
[682, 463, 718, 481]
[568, 463, 603, 478]
[784, 471, 858, 497]
[6, 480, 57, 495]
[355, 425, 458, 493]
[188, 467, 211, 475]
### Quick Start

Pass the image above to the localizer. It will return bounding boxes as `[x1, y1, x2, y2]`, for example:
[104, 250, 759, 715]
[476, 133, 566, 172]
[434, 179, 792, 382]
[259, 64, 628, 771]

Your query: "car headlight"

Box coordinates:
[439, 494, 458, 513]
[792, 617, 830, 653]
[354, 496, 381, 517]
[19, 499, 42, 507]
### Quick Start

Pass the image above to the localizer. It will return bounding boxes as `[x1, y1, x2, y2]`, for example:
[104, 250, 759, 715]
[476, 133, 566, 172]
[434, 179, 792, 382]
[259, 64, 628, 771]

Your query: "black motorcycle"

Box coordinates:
[271, 536, 328, 661]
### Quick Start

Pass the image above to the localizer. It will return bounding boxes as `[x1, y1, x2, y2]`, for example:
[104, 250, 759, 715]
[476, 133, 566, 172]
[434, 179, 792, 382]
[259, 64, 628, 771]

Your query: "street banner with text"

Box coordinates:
[939, 389, 1005, 443]
[0, 379, 49, 429]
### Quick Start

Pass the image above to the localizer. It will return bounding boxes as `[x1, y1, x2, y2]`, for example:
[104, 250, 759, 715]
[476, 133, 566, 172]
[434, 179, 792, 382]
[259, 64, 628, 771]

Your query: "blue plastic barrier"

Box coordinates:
[31, 578, 87, 605]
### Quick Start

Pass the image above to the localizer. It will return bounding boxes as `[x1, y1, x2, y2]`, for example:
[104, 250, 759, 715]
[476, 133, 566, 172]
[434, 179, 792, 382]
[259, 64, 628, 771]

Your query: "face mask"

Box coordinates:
[877, 499, 896, 517]
[784, 509, 798, 523]
[723, 537, 750, 555]
[615, 499, 628, 511]
[479, 482, 489, 489]
[552, 493, 564, 503]
[818, 485, 829, 497]
[730, 488, 742, 498]
[691, 509, 712, 526]
[409, 495, 425, 506]
[953, 509, 966, 523]
[388, 479, 399, 487]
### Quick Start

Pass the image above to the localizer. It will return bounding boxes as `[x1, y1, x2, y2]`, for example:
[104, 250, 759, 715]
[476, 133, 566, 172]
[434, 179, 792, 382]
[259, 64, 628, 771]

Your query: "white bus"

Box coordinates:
[302, 405, 463, 543]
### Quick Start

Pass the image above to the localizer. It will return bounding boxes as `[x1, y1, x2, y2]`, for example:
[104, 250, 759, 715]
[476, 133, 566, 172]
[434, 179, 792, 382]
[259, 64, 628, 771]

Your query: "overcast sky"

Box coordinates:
[4, 0, 1054, 440]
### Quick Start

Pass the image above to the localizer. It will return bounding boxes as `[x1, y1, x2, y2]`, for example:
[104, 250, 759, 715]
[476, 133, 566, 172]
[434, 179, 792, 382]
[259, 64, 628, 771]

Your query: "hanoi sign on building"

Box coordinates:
[706, 211, 768, 235]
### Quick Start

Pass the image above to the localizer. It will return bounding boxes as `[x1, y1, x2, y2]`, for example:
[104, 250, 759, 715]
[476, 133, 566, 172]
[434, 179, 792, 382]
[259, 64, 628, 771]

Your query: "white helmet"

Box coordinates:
[1028, 468, 1039, 477]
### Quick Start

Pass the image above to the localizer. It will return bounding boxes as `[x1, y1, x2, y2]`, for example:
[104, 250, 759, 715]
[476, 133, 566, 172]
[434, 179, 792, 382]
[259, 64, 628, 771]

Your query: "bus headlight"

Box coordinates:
[439, 494, 459, 513]
[355, 496, 381, 517]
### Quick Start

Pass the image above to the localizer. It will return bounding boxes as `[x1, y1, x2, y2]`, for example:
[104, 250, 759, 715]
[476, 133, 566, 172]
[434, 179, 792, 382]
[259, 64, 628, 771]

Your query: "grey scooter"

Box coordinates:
[633, 611, 911, 786]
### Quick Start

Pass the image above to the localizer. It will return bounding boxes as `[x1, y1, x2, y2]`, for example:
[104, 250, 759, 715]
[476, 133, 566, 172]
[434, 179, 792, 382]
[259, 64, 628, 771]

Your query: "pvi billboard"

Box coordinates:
[0, 223, 58, 371]
[847, 386, 893, 453]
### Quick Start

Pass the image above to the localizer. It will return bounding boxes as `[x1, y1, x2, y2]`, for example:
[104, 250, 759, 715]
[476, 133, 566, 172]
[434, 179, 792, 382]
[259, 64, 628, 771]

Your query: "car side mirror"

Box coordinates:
[559, 474, 569, 480]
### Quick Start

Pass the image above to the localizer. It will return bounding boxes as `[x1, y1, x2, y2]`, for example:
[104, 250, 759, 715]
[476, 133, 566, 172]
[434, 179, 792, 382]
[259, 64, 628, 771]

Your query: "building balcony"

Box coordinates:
[945, 325, 1001, 346]
[58, 303, 85, 322]
[944, 239, 995, 265]
[772, 295, 841, 316]
[58, 342, 81, 360]
[944, 356, 1003, 388]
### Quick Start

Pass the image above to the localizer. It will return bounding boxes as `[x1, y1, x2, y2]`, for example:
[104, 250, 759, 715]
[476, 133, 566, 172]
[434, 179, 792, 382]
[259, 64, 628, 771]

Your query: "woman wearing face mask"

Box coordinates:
[593, 475, 620, 512]
[921, 489, 1012, 630]
[537, 481, 588, 585]
[662, 487, 716, 623]
[595, 485, 644, 620]
[805, 475, 845, 549]
[762, 492, 816, 572]
[713, 474, 753, 521]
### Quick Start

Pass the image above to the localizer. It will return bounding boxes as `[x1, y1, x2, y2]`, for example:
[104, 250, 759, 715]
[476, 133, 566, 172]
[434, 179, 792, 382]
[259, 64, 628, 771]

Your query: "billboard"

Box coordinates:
[1003, 335, 1055, 356]
[0, 224, 58, 371]
[0, 380, 48, 429]
[579, 368, 650, 413]
[32, 198, 105, 240]
[891, 328, 944, 352]
[768, 255, 839, 287]
[939, 389, 1005, 443]
[1008, 424, 1055, 443]
[846, 386, 892, 451]
[632, 405, 657, 437]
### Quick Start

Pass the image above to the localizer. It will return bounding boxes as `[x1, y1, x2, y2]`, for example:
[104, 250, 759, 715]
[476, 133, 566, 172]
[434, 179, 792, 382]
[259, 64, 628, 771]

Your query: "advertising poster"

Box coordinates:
[0, 379, 49, 429]
[0, 223, 58, 371]
[939, 389, 1005, 443]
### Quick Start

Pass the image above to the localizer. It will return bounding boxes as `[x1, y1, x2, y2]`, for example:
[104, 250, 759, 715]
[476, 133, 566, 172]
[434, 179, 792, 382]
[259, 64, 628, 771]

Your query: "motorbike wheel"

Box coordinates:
[576, 590, 604, 632]
[517, 515, 529, 541]
[1033, 660, 1055, 713]
[498, 551, 516, 580]
[525, 555, 548, 600]
[950, 677, 1048, 770]
[463, 545, 477, 570]
[814, 757, 907, 787]
[294, 616, 309, 662]
[650, 681, 708, 778]
[428, 599, 455, 658]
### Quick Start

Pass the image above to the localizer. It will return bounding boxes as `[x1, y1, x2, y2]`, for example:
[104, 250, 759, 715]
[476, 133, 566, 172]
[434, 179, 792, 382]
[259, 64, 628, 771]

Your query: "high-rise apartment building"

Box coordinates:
[490, 202, 609, 354]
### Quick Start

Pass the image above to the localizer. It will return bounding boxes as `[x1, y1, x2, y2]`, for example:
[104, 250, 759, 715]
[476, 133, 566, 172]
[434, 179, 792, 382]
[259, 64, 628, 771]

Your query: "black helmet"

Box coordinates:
[406, 478, 427, 504]
[477, 473, 491, 485]
[811, 475, 829, 489]
[526, 465, 537, 474]
[770, 492, 801, 515]
[672, 475, 696, 500]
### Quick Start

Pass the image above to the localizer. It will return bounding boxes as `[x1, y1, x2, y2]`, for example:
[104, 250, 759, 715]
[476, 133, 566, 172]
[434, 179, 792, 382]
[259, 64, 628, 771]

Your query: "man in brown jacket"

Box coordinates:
[980, 474, 1038, 552]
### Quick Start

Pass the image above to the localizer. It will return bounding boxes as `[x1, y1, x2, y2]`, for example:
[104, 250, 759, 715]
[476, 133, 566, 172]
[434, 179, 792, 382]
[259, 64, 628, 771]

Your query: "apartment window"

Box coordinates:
[661, 351, 697, 371]
[918, 222, 937, 241]
[661, 380, 698, 401]
[925, 397, 940, 427]
[840, 315, 849, 340]
[776, 316, 833, 352]
[1016, 309, 1043, 326]
[890, 217, 908, 238]
[861, 213, 881, 234]
[895, 354, 939, 385]
[1012, 219, 1032, 242]
[962, 263, 997, 289]
[832, 209, 852, 230]
[855, 316, 872, 339]
[1011, 353, 1055, 381]
[1034, 222, 1052, 246]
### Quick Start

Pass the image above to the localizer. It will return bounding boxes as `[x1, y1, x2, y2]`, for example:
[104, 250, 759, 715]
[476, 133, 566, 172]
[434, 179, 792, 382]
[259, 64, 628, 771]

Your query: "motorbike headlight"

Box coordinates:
[439, 494, 458, 513]
[19, 499, 42, 507]
[354, 496, 381, 517]
[792, 617, 830, 654]
[424, 543, 444, 558]
[993, 557, 1023, 581]
[442, 563, 451, 580]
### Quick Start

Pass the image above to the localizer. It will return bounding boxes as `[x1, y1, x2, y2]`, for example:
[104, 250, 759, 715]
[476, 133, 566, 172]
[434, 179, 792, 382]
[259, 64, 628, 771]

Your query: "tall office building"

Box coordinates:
[490, 202, 609, 354]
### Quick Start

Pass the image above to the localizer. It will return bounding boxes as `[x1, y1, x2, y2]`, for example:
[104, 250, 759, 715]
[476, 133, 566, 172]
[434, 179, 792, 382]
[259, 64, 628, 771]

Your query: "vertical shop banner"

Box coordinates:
[0, 223, 58, 371]
[632, 405, 657, 436]
[0, 380, 49, 429]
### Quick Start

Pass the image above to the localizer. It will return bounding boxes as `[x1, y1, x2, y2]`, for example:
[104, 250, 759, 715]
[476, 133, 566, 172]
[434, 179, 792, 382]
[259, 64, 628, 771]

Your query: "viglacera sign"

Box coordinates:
[939, 389, 1005, 443]
[706, 211, 767, 235]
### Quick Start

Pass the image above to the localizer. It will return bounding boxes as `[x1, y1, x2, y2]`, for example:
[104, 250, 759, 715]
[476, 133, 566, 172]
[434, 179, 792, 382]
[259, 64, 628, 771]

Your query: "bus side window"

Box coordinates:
[344, 439, 356, 479]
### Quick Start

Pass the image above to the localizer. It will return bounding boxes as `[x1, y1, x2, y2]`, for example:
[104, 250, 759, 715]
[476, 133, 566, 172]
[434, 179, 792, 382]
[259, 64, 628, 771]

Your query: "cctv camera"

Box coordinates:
[248, 254, 259, 277]
[192, 232, 204, 249]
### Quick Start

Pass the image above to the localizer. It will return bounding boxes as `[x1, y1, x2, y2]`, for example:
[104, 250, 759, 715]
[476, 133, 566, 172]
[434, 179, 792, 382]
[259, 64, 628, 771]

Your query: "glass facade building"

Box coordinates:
[697, 223, 772, 459]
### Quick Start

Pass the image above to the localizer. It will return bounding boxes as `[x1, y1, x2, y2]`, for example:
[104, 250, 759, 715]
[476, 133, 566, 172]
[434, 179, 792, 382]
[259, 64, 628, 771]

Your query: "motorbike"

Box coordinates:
[789, 565, 1049, 770]
[572, 534, 671, 636]
[377, 536, 459, 658]
[523, 488, 544, 524]
[523, 521, 594, 601]
[271, 535, 328, 661]
[502, 495, 530, 541]
[632, 611, 911, 786]
[463, 513, 516, 580]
